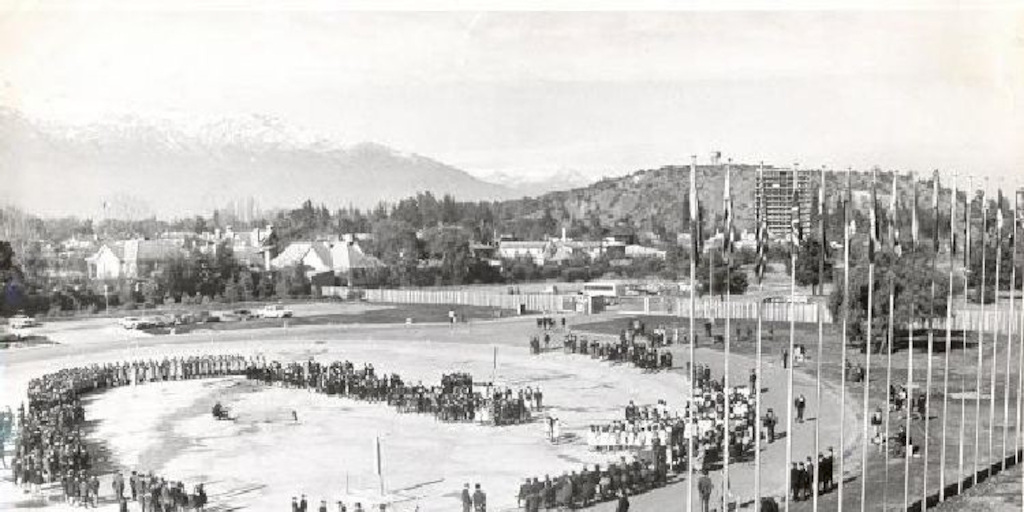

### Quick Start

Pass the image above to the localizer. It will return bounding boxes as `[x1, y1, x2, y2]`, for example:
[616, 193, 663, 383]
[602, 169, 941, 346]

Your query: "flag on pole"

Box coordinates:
[997, 189, 1005, 234]
[950, 176, 958, 258]
[819, 167, 829, 277]
[964, 180, 972, 269]
[690, 157, 701, 265]
[890, 173, 902, 258]
[724, 160, 734, 262]
[933, 171, 942, 254]
[791, 166, 803, 254]
[846, 168, 855, 239]
[756, 163, 768, 285]
[912, 173, 920, 250]
[869, 170, 880, 263]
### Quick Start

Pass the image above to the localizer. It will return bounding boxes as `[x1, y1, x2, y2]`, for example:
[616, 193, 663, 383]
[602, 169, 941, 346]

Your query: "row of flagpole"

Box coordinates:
[685, 157, 1022, 512]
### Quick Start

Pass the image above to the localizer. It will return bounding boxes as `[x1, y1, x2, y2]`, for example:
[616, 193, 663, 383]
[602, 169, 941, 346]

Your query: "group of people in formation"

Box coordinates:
[8, 355, 239, 510]
[244, 359, 532, 426]
[789, 448, 837, 502]
[586, 401, 680, 455]
[685, 363, 759, 467]
[548, 327, 673, 372]
[516, 456, 662, 511]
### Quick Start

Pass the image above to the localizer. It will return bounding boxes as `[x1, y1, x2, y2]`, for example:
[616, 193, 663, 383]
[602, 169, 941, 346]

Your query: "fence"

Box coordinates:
[363, 289, 578, 313]
[616, 296, 831, 324]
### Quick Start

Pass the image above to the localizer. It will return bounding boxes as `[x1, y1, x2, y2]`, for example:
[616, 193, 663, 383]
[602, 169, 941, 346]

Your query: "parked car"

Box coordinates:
[8, 314, 38, 329]
[256, 304, 294, 319]
[120, 316, 143, 329]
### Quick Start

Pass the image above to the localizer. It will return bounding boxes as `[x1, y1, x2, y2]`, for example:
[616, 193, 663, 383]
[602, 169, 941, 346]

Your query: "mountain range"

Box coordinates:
[0, 108, 528, 218]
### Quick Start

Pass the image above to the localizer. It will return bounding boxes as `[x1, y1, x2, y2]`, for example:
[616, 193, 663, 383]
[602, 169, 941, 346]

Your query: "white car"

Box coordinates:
[257, 304, 293, 319]
[120, 316, 144, 329]
[8, 315, 37, 329]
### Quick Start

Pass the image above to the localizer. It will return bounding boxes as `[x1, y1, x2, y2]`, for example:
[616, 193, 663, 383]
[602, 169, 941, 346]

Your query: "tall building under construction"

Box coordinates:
[754, 167, 813, 238]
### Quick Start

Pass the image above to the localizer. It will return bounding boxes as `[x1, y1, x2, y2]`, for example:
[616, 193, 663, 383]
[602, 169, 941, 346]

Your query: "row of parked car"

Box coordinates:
[119, 304, 294, 330]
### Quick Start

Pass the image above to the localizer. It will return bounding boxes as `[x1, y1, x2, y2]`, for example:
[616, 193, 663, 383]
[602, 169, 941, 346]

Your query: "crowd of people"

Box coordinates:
[685, 363, 759, 468]
[244, 359, 533, 426]
[553, 331, 673, 371]
[8, 354, 242, 510]
[515, 455, 664, 511]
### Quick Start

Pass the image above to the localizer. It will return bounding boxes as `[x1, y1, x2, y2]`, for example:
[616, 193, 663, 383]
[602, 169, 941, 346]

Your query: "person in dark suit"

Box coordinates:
[790, 463, 800, 501]
[472, 483, 486, 512]
[616, 490, 630, 512]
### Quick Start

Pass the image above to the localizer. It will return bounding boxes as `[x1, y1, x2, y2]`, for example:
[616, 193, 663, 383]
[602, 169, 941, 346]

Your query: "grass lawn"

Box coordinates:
[142, 303, 513, 335]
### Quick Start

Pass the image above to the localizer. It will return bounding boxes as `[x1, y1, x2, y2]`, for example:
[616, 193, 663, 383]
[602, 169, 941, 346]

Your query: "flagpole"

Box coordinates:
[784, 163, 799, 512]
[882, 171, 901, 511]
[988, 188, 1003, 476]
[813, 301, 823, 512]
[883, 273, 895, 511]
[903, 171, 917, 512]
[687, 155, 698, 512]
[921, 171, 942, 506]
[1013, 186, 1023, 465]
[838, 166, 853, 512]
[957, 176, 972, 494]
[754, 161, 766, 512]
[859, 168, 878, 512]
[973, 186, 987, 485]
[1001, 189, 1016, 469]
[722, 158, 733, 512]
[812, 165, 826, 512]
[939, 173, 957, 502]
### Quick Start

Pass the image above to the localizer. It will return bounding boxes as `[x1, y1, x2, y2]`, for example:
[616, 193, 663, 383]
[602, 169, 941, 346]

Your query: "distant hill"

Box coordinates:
[489, 163, 957, 241]
[0, 108, 517, 218]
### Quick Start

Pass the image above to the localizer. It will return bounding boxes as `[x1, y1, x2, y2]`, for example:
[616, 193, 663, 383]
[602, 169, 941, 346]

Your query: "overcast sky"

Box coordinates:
[1, 3, 1021, 182]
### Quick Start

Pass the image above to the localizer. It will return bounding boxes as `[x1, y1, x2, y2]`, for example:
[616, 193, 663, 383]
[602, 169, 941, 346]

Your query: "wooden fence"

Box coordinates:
[363, 289, 578, 313]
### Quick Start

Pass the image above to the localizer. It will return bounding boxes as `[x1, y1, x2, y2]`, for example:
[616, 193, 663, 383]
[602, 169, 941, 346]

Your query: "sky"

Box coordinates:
[0, 2, 1022, 183]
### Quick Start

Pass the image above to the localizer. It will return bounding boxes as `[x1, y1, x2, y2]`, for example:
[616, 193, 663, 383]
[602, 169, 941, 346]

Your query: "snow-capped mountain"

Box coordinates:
[0, 108, 517, 218]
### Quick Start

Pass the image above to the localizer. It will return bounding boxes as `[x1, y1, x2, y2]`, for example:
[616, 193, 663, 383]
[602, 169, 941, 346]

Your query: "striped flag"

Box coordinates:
[869, 170, 880, 263]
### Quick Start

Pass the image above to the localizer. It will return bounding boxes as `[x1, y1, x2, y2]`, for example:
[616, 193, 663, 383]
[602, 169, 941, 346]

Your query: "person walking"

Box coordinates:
[795, 394, 807, 423]
[697, 470, 714, 512]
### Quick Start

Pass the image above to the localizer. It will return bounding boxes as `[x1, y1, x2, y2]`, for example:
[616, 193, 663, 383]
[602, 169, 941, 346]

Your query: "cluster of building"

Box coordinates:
[491, 229, 667, 267]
